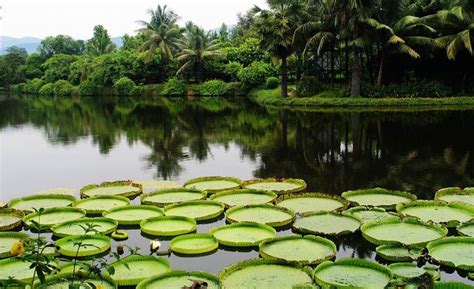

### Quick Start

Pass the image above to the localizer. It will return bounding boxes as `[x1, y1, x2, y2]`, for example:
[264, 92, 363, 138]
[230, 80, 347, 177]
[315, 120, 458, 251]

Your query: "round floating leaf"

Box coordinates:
[435, 187, 474, 205]
[73, 195, 130, 215]
[109, 255, 171, 286]
[458, 221, 474, 237]
[293, 211, 360, 236]
[313, 258, 393, 288]
[434, 282, 474, 289]
[80, 180, 142, 199]
[51, 217, 118, 237]
[361, 217, 448, 247]
[141, 188, 206, 207]
[375, 244, 424, 262]
[103, 205, 164, 225]
[0, 258, 37, 281]
[276, 192, 348, 214]
[344, 206, 400, 224]
[388, 262, 440, 280]
[136, 270, 222, 289]
[341, 188, 416, 209]
[170, 233, 219, 255]
[0, 208, 24, 231]
[226, 204, 295, 227]
[35, 273, 117, 289]
[242, 178, 307, 195]
[259, 235, 336, 265]
[396, 200, 474, 227]
[23, 207, 86, 229]
[111, 230, 128, 240]
[209, 189, 277, 208]
[211, 222, 276, 247]
[219, 258, 313, 289]
[36, 187, 76, 195]
[427, 236, 474, 271]
[8, 194, 76, 213]
[0, 232, 29, 259]
[56, 235, 111, 257]
[184, 176, 242, 193]
[164, 200, 224, 221]
[134, 180, 181, 191]
[140, 216, 196, 237]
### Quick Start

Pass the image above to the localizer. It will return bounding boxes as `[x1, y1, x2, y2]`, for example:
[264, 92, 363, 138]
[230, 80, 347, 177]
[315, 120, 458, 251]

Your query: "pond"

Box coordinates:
[1, 96, 473, 285]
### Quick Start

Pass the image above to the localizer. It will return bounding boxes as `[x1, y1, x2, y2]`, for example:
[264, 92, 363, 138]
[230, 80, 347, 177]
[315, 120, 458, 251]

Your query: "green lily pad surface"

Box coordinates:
[81, 180, 142, 199]
[8, 194, 76, 212]
[164, 200, 224, 221]
[435, 187, 474, 205]
[210, 189, 277, 207]
[35, 274, 116, 289]
[226, 204, 295, 227]
[276, 193, 348, 214]
[375, 244, 424, 262]
[458, 221, 474, 237]
[103, 205, 164, 225]
[219, 258, 312, 289]
[341, 188, 416, 209]
[0, 208, 24, 231]
[313, 258, 393, 288]
[73, 195, 130, 214]
[259, 235, 336, 265]
[293, 211, 360, 236]
[136, 270, 222, 289]
[170, 233, 219, 255]
[51, 217, 118, 237]
[242, 178, 307, 194]
[109, 255, 170, 286]
[134, 179, 181, 191]
[0, 232, 29, 259]
[361, 218, 448, 247]
[56, 235, 111, 257]
[211, 222, 276, 247]
[434, 282, 474, 289]
[140, 216, 196, 236]
[184, 176, 242, 193]
[388, 262, 439, 280]
[344, 206, 399, 224]
[23, 207, 86, 229]
[0, 258, 36, 281]
[427, 237, 474, 271]
[396, 201, 474, 227]
[141, 188, 206, 206]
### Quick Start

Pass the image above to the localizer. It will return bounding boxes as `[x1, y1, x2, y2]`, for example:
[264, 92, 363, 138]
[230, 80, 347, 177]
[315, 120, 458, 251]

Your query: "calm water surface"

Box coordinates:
[1, 96, 473, 284]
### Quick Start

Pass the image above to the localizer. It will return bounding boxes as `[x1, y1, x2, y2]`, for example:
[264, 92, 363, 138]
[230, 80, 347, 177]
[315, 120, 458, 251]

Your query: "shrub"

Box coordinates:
[39, 83, 55, 96]
[297, 76, 326, 97]
[225, 82, 246, 96]
[78, 80, 97, 96]
[361, 81, 453, 98]
[53, 80, 74, 96]
[131, 86, 144, 96]
[10, 83, 27, 95]
[224, 62, 243, 82]
[163, 77, 186, 96]
[199, 80, 228, 96]
[238, 61, 276, 88]
[266, 77, 279, 89]
[113, 77, 136, 96]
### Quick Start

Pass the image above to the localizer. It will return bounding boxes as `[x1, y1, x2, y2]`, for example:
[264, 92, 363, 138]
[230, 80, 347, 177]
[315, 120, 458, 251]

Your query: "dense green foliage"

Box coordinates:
[266, 77, 279, 89]
[163, 77, 187, 96]
[113, 77, 137, 96]
[199, 80, 228, 96]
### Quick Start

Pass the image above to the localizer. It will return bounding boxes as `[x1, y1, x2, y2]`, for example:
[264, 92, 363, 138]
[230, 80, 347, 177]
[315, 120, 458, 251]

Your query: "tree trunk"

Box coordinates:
[281, 56, 288, 98]
[377, 53, 385, 86]
[351, 47, 362, 97]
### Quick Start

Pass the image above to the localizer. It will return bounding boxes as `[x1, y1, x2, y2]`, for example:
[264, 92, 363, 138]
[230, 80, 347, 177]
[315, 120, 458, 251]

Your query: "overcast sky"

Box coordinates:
[1, 0, 267, 39]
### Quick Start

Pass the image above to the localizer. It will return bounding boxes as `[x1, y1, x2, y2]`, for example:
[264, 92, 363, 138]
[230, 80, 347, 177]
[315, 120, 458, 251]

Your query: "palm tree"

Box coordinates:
[175, 22, 221, 83]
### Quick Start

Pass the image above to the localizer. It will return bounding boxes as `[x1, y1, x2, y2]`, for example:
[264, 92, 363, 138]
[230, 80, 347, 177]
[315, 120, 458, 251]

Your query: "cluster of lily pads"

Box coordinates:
[1, 177, 473, 288]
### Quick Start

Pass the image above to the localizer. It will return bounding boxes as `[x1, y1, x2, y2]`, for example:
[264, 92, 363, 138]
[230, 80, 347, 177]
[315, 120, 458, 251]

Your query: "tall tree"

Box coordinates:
[86, 25, 116, 56]
[37, 35, 84, 58]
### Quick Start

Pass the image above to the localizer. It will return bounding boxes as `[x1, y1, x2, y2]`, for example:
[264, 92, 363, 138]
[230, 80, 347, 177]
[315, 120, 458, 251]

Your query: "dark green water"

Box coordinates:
[1, 96, 473, 284]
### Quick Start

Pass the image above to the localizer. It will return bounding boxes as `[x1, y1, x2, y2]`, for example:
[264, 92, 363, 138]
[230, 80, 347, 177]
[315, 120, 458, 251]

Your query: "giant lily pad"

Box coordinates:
[141, 188, 206, 207]
[458, 221, 474, 237]
[23, 207, 86, 229]
[164, 200, 224, 221]
[361, 218, 448, 247]
[219, 258, 313, 289]
[109, 255, 170, 286]
[259, 235, 336, 265]
[8, 194, 76, 213]
[427, 236, 474, 271]
[51, 217, 118, 237]
[136, 270, 222, 289]
[242, 178, 307, 195]
[0, 232, 29, 259]
[35, 274, 117, 289]
[0, 258, 37, 281]
[276, 192, 348, 214]
[226, 204, 295, 227]
[183, 176, 242, 193]
[209, 189, 277, 208]
[396, 200, 474, 227]
[73, 195, 130, 215]
[293, 211, 360, 236]
[313, 258, 393, 288]
[134, 179, 181, 191]
[433, 282, 474, 289]
[341, 188, 416, 209]
[170, 233, 219, 255]
[211, 222, 276, 247]
[140, 216, 196, 237]
[0, 208, 24, 231]
[435, 187, 474, 205]
[80, 180, 142, 199]
[388, 262, 440, 280]
[56, 235, 111, 257]
[375, 244, 424, 262]
[344, 206, 400, 224]
[103, 205, 164, 225]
